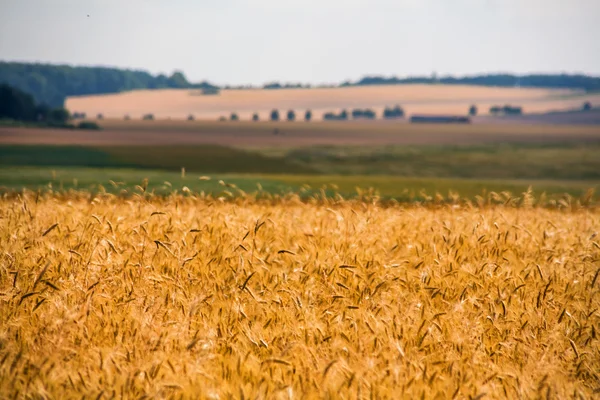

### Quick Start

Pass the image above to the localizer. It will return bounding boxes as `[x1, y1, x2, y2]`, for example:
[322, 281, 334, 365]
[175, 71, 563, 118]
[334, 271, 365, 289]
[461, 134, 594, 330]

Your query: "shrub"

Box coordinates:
[96, 113, 104, 120]
[287, 110, 296, 122]
[48, 108, 70, 124]
[469, 105, 478, 116]
[490, 106, 502, 115]
[201, 87, 220, 95]
[489, 105, 522, 116]
[583, 101, 592, 111]
[410, 115, 471, 124]
[252, 113, 259, 122]
[230, 112, 239, 121]
[143, 113, 154, 121]
[503, 105, 523, 115]
[77, 121, 101, 130]
[187, 114, 195, 121]
[383, 105, 404, 119]
[352, 108, 376, 119]
[305, 110, 312, 122]
[124, 115, 131, 121]
[323, 110, 349, 121]
[270, 109, 280, 122]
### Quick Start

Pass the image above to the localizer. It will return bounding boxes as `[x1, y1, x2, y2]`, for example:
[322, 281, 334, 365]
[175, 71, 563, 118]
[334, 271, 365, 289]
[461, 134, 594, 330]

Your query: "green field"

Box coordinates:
[1, 137, 599, 202]
[2, 142, 600, 180]
[1, 167, 597, 203]
[0, 145, 313, 174]
[262, 142, 600, 180]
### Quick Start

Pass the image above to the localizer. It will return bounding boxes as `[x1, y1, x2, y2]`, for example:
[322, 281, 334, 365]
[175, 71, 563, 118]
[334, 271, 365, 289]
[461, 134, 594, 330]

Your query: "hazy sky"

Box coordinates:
[1, 0, 598, 85]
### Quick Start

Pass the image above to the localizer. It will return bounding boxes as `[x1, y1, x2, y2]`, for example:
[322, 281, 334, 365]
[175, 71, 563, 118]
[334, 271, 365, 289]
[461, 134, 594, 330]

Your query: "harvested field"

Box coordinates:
[0, 194, 599, 398]
[2, 120, 600, 148]
[65, 84, 600, 121]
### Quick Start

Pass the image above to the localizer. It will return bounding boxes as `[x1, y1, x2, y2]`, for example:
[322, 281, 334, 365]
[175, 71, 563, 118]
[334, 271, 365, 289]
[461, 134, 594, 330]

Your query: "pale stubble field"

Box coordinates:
[65, 84, 600, 121]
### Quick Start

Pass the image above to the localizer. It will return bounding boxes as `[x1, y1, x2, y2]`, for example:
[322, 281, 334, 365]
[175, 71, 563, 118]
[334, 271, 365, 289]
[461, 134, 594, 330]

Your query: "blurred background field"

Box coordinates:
[1, 120, 599, 201]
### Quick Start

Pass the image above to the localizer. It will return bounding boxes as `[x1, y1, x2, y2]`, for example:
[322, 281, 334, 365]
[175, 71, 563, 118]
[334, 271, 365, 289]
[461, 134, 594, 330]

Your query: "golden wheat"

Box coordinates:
[0, 193, 599, 399]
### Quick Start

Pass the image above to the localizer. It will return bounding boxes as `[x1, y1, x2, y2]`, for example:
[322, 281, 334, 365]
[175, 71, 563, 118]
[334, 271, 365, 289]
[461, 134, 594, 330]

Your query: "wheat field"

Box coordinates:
[65, 84, 600, 121]
[1, 192, 599, 399]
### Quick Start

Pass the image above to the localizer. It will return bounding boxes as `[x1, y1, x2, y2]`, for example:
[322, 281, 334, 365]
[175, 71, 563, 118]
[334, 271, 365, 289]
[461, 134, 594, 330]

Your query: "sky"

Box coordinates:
[0, 0, 599, 86]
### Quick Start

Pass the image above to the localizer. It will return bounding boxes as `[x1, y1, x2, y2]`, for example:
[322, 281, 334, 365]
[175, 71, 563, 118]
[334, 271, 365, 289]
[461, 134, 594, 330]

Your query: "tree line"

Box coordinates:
[220, 106, 406, 122]
[0, 62, 217, 107]
[350, 74, 600, 92]
[0, 83, 99, 129]
[2, 61, 599, 108]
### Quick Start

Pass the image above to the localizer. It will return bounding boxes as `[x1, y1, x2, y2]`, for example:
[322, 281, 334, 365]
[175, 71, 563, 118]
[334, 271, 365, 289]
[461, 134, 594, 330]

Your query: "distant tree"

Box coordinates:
[230, 112, 239, 121]
[168, 71, 189, 88]
[124, 114, 131, 121]
[48, 108, 70, 124]
[383, 105, 404, 119]
[0, 83, 37, 121]
[583, 101, 592, 111]
[264, 82, 283, 90]
[503, 105, 523, 115]
[304, 110, 312, 122]
[270, 109, 280, 122]
[143, 113, 154, 120]
[489, 105, 522, 116]
[96, 113, 104, 120]
[287, 110, 296, 122]
[252, 113, 259, 122]
[469, 105, 478, 116]
[393, 105, 404, 117]
[352, 108, 376, 119]
[323, 109, 350, 121]
[34, 104, 51, 121]
[187, 114, 195, 121]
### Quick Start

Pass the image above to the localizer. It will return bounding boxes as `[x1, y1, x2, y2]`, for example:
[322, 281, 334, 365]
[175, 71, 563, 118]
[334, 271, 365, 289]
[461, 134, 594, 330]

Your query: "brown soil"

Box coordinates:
[2, 120, 600, 148]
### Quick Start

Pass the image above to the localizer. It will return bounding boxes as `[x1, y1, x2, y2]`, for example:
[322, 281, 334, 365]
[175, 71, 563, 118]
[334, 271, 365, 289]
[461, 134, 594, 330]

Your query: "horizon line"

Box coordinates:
[2, 58, 600, 88]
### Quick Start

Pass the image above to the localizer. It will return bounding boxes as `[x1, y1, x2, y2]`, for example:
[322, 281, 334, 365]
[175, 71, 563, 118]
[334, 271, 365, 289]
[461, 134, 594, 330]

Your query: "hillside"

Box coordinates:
[2, 61, 600, 109]
[65, 84, 599, 121]
[0, 62, 216, 107]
